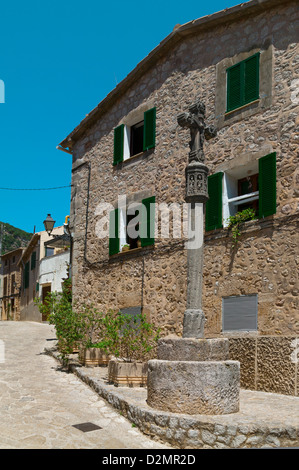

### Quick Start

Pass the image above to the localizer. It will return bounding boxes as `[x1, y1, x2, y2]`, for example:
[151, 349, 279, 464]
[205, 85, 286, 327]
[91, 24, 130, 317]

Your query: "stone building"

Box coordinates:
[18, 225, 69, 321]
[0, 248, 24, 320]
[58, 0, 299, 395]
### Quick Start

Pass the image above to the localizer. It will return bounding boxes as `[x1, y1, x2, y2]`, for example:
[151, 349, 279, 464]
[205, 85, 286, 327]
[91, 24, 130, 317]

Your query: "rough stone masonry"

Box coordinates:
[60, 0, 299, 396]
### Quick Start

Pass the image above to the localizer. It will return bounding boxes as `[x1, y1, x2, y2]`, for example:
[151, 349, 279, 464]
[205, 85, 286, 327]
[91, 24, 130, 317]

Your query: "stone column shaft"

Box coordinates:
[183, 202, 205, 338]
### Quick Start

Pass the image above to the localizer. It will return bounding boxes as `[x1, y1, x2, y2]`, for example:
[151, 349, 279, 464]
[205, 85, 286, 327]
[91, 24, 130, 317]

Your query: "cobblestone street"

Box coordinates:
[0, 321, 171, 449]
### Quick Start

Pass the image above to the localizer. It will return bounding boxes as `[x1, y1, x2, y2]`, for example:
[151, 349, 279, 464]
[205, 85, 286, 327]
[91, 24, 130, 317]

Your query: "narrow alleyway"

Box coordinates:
[0, 321, 171, 449]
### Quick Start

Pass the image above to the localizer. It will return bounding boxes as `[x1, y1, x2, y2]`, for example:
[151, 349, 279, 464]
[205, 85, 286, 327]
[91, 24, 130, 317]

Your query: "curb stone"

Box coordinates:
[45, 347, 299, 449]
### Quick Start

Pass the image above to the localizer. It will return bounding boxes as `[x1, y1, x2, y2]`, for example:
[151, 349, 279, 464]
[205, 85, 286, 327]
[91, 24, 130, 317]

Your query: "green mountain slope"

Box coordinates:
[0, 222, 32, 255]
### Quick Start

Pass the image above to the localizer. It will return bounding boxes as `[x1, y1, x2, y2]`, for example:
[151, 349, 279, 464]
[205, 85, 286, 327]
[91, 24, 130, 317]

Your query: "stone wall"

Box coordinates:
[229, 335, 298, 396]
[1, 249, 23, 321]
[69, 0, 299, 389]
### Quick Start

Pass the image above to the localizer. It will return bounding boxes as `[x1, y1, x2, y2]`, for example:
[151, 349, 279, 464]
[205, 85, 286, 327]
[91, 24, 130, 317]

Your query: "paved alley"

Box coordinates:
[0, 321, 171, 449]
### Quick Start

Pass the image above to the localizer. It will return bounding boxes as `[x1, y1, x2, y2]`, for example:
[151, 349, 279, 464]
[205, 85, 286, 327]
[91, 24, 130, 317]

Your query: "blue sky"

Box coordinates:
[0, 0, 241, 234]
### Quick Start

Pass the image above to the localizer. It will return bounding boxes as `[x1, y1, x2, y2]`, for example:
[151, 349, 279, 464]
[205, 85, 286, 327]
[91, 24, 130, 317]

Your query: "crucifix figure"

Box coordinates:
[177, 100, 217, 165]
[177, 99, 217, 338]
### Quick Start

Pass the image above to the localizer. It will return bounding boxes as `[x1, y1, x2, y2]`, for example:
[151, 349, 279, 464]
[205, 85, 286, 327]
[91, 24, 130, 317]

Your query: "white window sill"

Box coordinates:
[228, 191, 259, 206]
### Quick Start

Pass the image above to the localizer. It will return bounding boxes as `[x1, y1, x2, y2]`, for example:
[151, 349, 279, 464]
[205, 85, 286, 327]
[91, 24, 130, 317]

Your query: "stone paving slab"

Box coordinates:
[47, 347, 299, 449]
[0, 321, 172, 449]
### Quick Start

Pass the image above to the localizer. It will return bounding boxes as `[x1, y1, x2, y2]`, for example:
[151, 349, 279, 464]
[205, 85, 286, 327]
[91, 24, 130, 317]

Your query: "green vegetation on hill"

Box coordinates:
[0, 222, 32, 255]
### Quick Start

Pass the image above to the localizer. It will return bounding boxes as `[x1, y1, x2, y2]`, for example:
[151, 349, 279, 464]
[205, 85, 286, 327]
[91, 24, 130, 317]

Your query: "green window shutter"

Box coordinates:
[227, 53, 260, 112]
[143, 107, 156, 151]
[113, 124, 124, 165]
[227, 63, 242, 112]
[31, 251, 36, 270]
[244, 53, 259, 105]
[109, 209, 120, 256]
[205, 172, 223, 231]
[258, 152, 276, 218]
[24, 261, 30, 289]
[141, 196, 155, 247]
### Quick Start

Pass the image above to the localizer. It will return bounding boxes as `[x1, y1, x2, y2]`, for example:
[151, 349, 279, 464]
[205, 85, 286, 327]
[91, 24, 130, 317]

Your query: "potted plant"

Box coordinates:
[227, 208, 257, 248]
[35, 279, 83, 360]
[103, 312, 160, 387]
[122, 244, 130, 252]
[77, 305, 112, 367]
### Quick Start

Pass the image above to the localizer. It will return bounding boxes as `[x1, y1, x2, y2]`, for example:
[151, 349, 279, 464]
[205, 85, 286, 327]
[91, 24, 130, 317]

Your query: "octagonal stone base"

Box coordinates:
[157, 336, 229, 362]
[147, 359, 240, 415]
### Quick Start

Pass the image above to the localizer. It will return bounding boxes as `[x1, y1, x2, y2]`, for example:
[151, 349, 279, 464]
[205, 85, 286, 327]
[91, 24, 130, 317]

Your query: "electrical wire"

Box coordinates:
[0, 185, 72, 191]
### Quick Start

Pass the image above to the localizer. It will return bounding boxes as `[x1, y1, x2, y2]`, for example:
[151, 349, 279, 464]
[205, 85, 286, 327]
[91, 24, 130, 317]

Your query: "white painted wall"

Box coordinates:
[39, 250, 70, 293]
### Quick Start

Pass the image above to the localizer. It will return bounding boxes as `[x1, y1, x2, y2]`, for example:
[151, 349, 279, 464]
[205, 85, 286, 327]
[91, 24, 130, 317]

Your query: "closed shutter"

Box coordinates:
[244, 53, 260, 104]
[141, 196, 155, 247]
[24, 261, 30, 289]
[258, 152, 276, 218]
[223, 295, 258, 331]
[113, 124, 124, 165]
[109, 209, 120, 256]
[120, 306, 141, 317]
[205, 172, 223, 231]
[227, 53, 260, 112]
[31, 251, 36, 270]
[143, 108, 156, 151]
[227, 63, 242, 112]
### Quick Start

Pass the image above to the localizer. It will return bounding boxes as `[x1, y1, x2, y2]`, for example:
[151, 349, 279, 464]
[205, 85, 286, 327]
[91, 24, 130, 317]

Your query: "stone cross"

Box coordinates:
[177, 100, 217, 165]
[177, 100, 217, 338]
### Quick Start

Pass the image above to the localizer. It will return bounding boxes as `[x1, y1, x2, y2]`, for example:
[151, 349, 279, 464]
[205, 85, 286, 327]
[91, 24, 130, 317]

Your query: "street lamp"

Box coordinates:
[43, 214, 55, 236]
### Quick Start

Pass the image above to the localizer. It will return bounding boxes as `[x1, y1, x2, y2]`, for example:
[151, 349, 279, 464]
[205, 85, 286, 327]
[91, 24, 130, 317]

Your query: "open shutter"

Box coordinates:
[244, 53, 259, 104]
[113, 124, 124, 165]
[109, 209, 120, 256]
[141, 196, 155, 247]
[205, 172, 223, 231]
[258, 152, 276, 218]
[227, 63, 242, 112]
[143, 107, 156, 151]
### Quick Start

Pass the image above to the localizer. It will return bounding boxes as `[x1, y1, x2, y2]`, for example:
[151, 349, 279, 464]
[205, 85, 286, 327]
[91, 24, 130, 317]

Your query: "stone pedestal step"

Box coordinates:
[147, 359, 240, 415]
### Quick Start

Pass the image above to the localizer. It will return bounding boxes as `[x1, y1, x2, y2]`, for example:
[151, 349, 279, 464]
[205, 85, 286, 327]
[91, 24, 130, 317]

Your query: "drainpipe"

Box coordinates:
[64, 216, 73, 278]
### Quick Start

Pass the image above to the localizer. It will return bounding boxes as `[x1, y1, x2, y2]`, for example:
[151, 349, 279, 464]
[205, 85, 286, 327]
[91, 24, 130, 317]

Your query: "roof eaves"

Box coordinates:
[18, 233, 40, 266]
[1, 247, 25, 259]
[57, 0, 286, 151]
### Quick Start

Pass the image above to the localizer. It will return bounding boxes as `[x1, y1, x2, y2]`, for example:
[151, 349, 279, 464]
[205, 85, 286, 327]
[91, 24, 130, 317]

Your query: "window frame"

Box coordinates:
[215, 44, 273, 129]
[206, 152, 276, 231]
[222, 161, 260, 227]
[113, 107, 156, 166]
[109, 197, 155, 256]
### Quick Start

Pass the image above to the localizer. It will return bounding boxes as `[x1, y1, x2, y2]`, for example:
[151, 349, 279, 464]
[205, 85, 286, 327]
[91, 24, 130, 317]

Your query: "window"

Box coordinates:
[109, 196, 155, 256]
[45, 247, 54, 257]
[226, 53, 260, 113]
[126, 210, 140, 250]
[205, 152, 276, 231]
[113, 107, 156, 165]
[222, 295, 258, 331]
[237, 173, 259, 213]
[130, 121, 144, 157]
